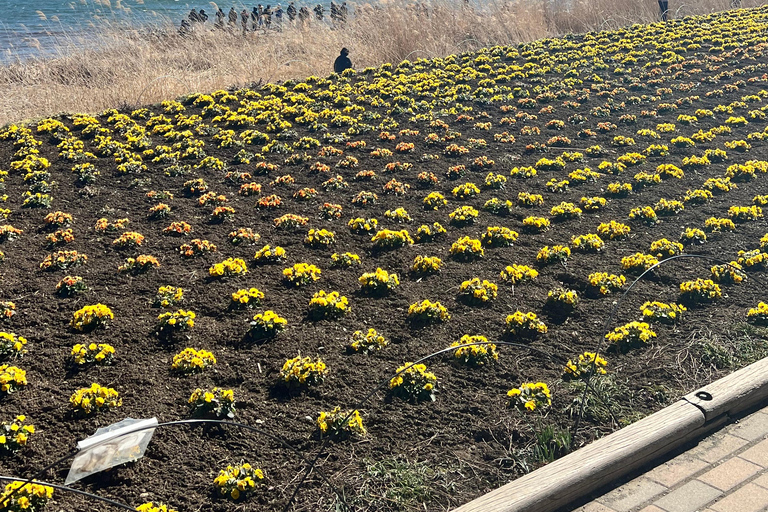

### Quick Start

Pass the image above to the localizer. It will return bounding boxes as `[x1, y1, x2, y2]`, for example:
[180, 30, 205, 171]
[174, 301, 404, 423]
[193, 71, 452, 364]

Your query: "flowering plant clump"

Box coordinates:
[279, 354, 326, 389]
[348, 217, 378, 234]
[536, 245, 571, 265]
[522, 216, 551, 233]
[153, 285, 183, 308]
[44, 210, 73, 228]
[423, 192, 448, 210]
[505, 311, 547, 338]
[330, 252, 361, 268]
[0, 332, 26, 360]
[650, 238, 684, 259]
[414, 222, 447, 243]
[0, 415, 35, 454]
[452, 182, 481, 200]
[0, 302, 14, 321]
[317, 407, 367, 439]
[112, 231, 145, 248]
[231, 288, 265, 309]
[546, 288, 579, 315]
[319, 203, 343, 220]
[189, 387, 235, 419]
[483, 198, 513, 216]
[563, 352, 608, 381]
[747, 302, 768, 325]
[178, 239, 217, 257]
[518, 192, 544, 207]
[389, 362, 437, 402]
[171, 347, 216, 373]
[213, 462, 264, 501]
[508, 382, 551, 412]
[458, 278, 498, 304]
[228, 227, 260, 245]
[156, 309, 195, 338]
[641, 301, 686, 324]
[371, 229, 414, 250]
[588, 272, 626, 295]
[210, 206, 236, 222]
[628, 206, 658, 225]
[407, 300, 450, 326]
[621, 253, 659, 273]
[304, 228, 336, 248]
[70, 343, 115, 366]
[39, 250, 87, 270]
[451, 334, 498, 366]
[253, 245, 285, 264]
[412, 255, 443, 276]
[737, 249, 768, 270]
[710, 262, 746, 284]
[728, 205, 763, 223]
[500, 264, 539, 285]
[70, 304, 113, 332]
[0, 482, 53, 512]
[118, 255, 160, 274]
[571, 233, 605, 253]
[348, 328, 387, 354]
[481, 226, 518, 247]
[450, 236, 484, 261]
[581, 196, 607, 211]
[0, 225, 22, 243]
[605, 321, 657, 351]
[680, 278, 722, 304]
[383, 207, 412, 223]
[308, 290, 349, 320]
[148, 203, 171, 220]
[273, 214, 308, 230]
[351, 191, 378, 206]
[546, 178, 569, 193]
[448, 205, 479, 227]
[163, 221, 192, 237]
[0, 364, 26, 394]
[655, 198, 685, 216]
[550, 202, 582, 221]
[209, 257, 248, 278]
[136, 502, 178, 512]
[680, 228, 707, 245]
[358, 268, 399, 295]
[70, 383, 121, 416]
[283, 263, 321, 286]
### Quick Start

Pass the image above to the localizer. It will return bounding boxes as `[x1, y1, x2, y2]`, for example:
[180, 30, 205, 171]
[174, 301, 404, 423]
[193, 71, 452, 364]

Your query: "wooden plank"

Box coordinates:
[452, 400, 705, 512]
[683, 356, 768, 420]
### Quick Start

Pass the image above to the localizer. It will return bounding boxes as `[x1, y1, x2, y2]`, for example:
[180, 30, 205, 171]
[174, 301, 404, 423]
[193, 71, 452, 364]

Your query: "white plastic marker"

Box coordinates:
[65, 417, 158, 485]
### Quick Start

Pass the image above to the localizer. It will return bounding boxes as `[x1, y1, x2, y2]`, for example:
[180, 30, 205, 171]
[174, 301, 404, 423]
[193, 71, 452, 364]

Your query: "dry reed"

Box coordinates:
[0, 0, 762, 125]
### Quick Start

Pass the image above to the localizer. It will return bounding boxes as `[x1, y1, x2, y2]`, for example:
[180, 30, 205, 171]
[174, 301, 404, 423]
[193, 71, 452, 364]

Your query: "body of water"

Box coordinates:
[0, 0, 324, 63]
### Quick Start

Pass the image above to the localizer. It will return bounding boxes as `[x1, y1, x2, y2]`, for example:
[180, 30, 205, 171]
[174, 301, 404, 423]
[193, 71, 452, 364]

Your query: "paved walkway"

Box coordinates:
[572, 401, 768, 512]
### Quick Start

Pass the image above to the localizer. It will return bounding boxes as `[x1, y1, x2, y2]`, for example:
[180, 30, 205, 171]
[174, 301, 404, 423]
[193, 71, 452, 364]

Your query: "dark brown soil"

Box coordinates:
[2, 13, 768, 512]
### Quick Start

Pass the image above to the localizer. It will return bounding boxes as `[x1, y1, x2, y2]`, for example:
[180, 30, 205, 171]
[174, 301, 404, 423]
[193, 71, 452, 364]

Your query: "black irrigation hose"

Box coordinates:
[0, 476, 136, 511]
[0, 419, 343, 511]
[571, 253, 768, 445]
[282, 341, 569, 512]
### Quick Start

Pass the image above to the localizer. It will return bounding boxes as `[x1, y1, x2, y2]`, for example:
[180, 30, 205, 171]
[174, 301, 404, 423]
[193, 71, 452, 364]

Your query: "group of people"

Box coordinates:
[179, 2, 349, 35]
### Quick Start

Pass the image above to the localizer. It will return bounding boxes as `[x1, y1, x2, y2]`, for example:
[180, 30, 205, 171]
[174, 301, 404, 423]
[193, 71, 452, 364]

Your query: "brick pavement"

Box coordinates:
[572, 402, 768, 512]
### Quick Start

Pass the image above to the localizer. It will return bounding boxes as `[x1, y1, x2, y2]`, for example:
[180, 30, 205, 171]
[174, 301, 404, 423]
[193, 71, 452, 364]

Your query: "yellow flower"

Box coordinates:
[231, 488, 240, 500]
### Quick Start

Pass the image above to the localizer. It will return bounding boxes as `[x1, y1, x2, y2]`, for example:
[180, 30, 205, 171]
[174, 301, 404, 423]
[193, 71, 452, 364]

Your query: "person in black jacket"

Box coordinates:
[658, 0, 669, 21]
[287, 2, 297, 20]
[334, 48, 352, 73]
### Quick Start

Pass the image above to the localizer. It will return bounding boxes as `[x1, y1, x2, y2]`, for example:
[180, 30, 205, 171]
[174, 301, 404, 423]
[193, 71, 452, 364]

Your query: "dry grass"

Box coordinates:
[0, 0, 762, 125]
